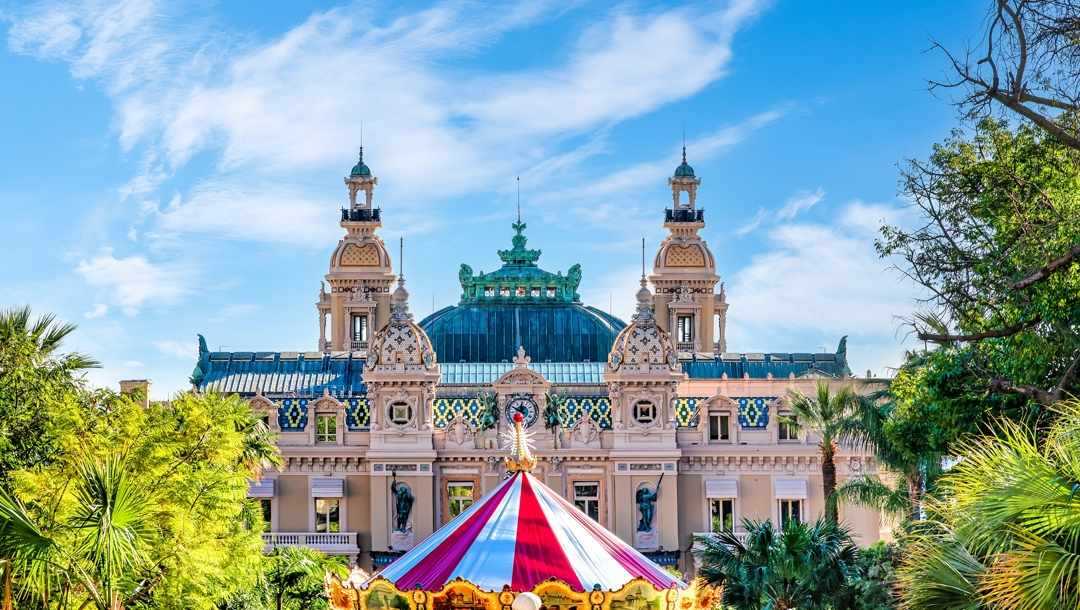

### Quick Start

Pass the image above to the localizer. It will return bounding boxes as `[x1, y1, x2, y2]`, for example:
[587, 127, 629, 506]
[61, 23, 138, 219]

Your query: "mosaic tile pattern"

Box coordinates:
[737, 397, 773, 428]
[560, 397, 612, 430]
[345, 397, 370, 430]
[433, 397, 486, 429]
[278, 398, 309, 431]
[674, 398, 706, 428]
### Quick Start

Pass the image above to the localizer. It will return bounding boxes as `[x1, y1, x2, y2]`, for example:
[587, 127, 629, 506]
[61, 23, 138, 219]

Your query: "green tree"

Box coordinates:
[880, 119, 1080, 416]
[697, 518, 860, 610]
[0, 306, 98, 487]
[265, 547, 347, 610]
[0, 389, 277, 609]
[785, 383, 862, 523]
[896, 398, 1080, 610]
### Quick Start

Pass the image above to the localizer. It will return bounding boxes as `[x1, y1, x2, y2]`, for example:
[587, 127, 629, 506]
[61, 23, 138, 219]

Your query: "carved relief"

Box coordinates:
[340, 243, 381, 266]
[664, 244, 706, 267]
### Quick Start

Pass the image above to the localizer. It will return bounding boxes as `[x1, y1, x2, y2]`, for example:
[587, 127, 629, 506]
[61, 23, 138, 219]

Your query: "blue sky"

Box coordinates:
[1, 0, 985, 397]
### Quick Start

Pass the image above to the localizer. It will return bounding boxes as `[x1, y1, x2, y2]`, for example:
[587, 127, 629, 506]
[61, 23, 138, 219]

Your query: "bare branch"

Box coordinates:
[1012, 243, 1080, 289]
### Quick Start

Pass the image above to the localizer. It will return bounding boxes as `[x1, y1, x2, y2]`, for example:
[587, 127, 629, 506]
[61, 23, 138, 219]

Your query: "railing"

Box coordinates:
[665, 208, 704, 223]
[341, 208, 381, 222]
[350, 340, 368, 351]
[262, 532, 358, 554]
[677, 342, 695, 352]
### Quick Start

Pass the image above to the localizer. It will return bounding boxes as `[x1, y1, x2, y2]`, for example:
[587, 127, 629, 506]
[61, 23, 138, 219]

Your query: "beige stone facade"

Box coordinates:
[192, 149, 885, 575]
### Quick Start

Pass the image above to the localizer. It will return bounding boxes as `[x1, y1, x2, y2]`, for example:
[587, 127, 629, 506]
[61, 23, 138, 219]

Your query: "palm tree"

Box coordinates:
[835, 387, 945, 524]
[266, 546, 347, 610]
[697, 518, 859, 610]
[896, 398, 1080, 609]
[0, 305, 98, 374]
[0, 454, 151, 610]
[785, 382, 862, 523]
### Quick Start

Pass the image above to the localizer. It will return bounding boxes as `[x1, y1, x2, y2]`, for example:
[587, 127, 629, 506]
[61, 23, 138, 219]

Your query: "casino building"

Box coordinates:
[189, 148, 885, 573]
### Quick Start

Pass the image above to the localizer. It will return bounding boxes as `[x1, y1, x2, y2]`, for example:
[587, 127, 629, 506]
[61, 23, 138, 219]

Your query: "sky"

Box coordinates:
[0, 0, 988, 398]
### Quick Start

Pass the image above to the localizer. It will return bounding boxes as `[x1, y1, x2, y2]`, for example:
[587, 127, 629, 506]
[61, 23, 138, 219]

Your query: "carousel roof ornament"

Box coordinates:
[371, 412, 682, 594]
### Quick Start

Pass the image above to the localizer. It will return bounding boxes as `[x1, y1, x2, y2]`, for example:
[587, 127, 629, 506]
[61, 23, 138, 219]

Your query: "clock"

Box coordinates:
[505, 395, 539, 428]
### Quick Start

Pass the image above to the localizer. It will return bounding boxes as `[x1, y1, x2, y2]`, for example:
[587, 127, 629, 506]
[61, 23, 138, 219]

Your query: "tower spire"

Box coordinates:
[398, 236, 404, 281]
[641, 237, 646, 282]
[516, 176, 521, 224]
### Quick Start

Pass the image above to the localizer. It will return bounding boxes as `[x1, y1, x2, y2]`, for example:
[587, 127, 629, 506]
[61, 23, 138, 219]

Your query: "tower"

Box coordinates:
[317, 149, 396, 353]
[649, 147, 728, 355]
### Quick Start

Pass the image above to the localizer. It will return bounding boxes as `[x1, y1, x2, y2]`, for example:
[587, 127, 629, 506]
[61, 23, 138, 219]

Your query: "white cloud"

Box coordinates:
[776, 187, 824, 220]
[735, 208, 767, 236]
[8, 0, 771, 244]
[76, 251, 192, 315]
[725, 200, 920, 377]
[153, 339, 194, 360]
[84, 303, 108, 319]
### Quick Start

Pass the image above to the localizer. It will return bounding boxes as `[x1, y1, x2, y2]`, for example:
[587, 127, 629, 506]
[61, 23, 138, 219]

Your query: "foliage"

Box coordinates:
[896, 398, 1080, 610]
[696, 518, 861, 610]
[0, 389, 279, 609]
[264, 547, 348, 610]
[0, 306, 98, 489]
[840, 542, 899, 610]
[785, 383, 862, 523]
[880, 119, 1080, 413]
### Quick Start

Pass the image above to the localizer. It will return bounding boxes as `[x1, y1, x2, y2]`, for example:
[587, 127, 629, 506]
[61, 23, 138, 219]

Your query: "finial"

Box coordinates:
[516, 176, 521, 224]
[504, 412, 536, 473]
[682, 124, 687, 163]
[398, 236, 404, 280]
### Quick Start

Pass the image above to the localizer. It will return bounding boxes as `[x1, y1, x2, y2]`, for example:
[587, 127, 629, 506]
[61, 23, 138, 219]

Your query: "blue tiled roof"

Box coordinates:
[192, 348, 367, 397]
[682, 351, 849, 379]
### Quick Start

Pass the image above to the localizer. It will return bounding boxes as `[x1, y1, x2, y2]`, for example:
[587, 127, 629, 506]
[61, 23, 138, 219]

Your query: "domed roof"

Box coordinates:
[419, 302, 624, 364]
[607, 279, 678, 373]
[350, 148, 372, 177]
[366, 278, 438, 371]
[673, 145, 695, 177]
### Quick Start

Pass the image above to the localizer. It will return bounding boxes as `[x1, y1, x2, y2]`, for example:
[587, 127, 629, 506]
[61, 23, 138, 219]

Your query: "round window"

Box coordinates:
[633, 400, 657, 424]
[388, 401, 413, 426]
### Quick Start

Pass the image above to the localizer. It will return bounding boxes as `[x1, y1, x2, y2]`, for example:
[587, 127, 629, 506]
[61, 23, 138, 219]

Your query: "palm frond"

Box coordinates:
[836, 476, 911, 517]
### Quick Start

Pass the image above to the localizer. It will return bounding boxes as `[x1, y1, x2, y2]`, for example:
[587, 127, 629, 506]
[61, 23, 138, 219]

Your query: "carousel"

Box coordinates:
[328, 413, 700, 610]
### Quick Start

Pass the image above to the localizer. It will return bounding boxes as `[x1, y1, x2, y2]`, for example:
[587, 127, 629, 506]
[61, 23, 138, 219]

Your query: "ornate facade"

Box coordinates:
[190, 149, 884, 572]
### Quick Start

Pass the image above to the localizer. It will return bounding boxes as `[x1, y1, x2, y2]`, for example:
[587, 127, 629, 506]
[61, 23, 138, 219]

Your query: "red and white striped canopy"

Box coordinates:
[378, 471, 681, 593]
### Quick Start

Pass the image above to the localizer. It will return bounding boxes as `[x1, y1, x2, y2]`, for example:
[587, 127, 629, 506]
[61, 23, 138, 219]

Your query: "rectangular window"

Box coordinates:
[483, 286, 495, 297]
[260, 498, 272, 531]
[677, 315, 693, 344]
[447, 482, 475, 518]
[779, 499, 802, 529]
[778, 414, 799, 441]
[709, 498, 735, 533]
[573, 481, 600, 521]
[546, 287, 556, 298]
[530, 287, 541, 298]
[708, 413, 730, 441]
[314, 498, 340, 533]
[316, 414, 337, 443]
[351, 314, 368, 343]
[499, 287, 511, 297]
[516, 286, 527, 297]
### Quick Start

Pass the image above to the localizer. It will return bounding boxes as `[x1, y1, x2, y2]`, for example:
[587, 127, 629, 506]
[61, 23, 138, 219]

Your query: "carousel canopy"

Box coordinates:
[378, 470, 682, 593]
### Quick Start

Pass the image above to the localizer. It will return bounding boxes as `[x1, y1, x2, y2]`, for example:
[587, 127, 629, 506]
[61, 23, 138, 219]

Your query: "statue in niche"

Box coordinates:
[636, 473, 663, 532]
[390, 478, 414, 532]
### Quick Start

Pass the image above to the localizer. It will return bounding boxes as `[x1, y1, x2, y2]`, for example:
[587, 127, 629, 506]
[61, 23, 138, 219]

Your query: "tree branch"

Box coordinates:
[916, 317, 1040, 343]
[1012, 243, 1080, 289]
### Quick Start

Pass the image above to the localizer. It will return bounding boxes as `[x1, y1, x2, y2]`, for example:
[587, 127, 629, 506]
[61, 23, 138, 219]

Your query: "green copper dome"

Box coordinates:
[350, 148, 371, 177]
[673, 146, 694, 177]
[418, 221, 626, 362]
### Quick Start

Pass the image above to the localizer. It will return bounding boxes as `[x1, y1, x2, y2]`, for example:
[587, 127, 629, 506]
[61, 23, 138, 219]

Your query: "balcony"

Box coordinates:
[350, 340, 368, 351]
[341, 208, 381, 222]
[665, 208, 704, 223]
[263, 532, 359, 555]
[677, 342, 695, 352]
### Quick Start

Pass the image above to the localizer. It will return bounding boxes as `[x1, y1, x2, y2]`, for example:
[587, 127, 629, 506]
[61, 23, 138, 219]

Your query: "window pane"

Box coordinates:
[574, 482, 600, 521]
[448, 482, 474, 518]
[719, 415, 730, 440]
[261, 499, 272, 530]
